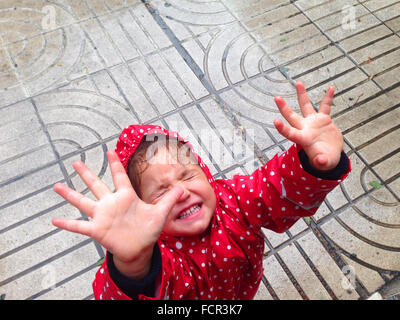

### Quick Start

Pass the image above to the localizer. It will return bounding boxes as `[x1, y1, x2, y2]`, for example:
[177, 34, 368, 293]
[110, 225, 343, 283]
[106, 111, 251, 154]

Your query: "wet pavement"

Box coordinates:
[0, 0, 399, 300]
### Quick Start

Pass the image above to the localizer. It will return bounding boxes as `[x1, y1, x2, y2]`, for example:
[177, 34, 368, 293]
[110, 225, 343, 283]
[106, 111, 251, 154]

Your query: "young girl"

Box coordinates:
[52, 82, 351, 300]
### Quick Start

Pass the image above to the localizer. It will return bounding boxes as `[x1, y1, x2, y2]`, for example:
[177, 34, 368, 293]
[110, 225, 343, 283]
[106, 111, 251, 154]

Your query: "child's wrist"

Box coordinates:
[298, 149, 349, 181]
[112, 247, 154, 280]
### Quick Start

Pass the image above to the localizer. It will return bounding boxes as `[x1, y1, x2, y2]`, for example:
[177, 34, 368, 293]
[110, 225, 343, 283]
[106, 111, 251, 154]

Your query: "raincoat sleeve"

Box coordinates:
[226, 143, 351, 233]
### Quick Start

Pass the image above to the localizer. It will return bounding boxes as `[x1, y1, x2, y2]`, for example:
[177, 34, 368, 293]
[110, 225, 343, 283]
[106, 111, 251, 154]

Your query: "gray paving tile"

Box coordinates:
[321, 217, 400, 284]
[161, 47, 209, 99]
[81, 19, 123, 68]
[1, 238, 97, 300]
[262, 254, 303, 299]
[296, 231, 360, 300]
[146, 53, 193, 106]
[278, 242, 333, 300]
[35, 265, 98, 300]
[152, 0, 235, 26]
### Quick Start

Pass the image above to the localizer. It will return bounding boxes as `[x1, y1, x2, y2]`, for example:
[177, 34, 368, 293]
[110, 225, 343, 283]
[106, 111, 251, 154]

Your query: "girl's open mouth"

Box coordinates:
[178, 204, 202, 220]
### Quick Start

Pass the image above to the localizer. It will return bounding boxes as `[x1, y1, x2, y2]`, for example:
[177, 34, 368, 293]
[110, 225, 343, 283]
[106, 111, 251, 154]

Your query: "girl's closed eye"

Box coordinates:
[183, 170, 198, 181]
[152, 188, 168, 202]
[184, 173, 196, 181]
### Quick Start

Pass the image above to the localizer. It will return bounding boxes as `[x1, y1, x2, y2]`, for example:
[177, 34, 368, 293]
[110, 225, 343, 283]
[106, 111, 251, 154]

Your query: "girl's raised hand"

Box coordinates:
[52, 150, 183, 264]
[273, 82, 344, 171]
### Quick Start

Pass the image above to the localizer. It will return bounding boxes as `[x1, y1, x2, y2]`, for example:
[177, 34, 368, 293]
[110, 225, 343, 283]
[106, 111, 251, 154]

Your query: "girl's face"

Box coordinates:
[139, 147, 216, 237]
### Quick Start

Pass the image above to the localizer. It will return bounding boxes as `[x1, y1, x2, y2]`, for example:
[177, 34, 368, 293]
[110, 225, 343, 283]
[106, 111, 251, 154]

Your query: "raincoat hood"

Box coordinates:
[115, 124, 216, 190]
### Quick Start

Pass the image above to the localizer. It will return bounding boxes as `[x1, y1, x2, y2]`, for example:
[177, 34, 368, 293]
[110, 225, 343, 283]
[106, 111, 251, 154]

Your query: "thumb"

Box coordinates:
[315, 154, 328, 167]
[156, 186, 184, 215]
[312, 154, 334, 171]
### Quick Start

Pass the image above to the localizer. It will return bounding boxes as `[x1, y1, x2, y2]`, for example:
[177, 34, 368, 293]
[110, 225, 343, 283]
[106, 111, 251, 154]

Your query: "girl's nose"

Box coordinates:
[176, 184, 190, 202]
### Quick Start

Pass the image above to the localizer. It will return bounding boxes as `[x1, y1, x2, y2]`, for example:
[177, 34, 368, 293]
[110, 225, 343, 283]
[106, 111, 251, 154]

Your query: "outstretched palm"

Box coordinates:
[274, 82, 344, 171]
[52, 150, 183, 263]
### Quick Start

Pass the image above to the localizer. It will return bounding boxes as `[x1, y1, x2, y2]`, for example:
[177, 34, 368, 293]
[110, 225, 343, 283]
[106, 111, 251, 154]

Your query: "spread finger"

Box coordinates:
[53, 183, 96, 218]
[274, 96, 303, 129]
[296, 82, 316, 117]
[72, 161, 112, 200]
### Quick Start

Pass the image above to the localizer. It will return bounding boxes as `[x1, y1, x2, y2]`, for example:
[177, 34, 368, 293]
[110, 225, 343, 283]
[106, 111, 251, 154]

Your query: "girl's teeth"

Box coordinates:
[180, 205, 200, 219]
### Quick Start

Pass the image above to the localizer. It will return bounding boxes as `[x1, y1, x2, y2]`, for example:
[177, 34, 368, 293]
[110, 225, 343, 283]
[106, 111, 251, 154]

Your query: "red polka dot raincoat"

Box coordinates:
[92, 124, 351, 300]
